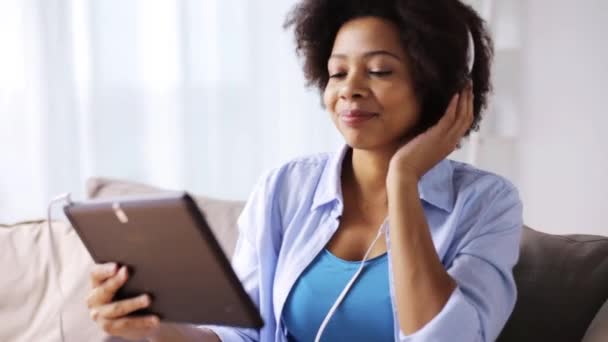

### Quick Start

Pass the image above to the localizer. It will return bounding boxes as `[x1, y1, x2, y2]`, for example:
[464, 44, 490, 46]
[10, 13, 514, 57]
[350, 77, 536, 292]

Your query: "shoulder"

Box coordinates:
[273, 152, 332, 182]
[444, 161, 523, 265]
[449, 159, 519, 202]
[448, 160, 522, 231]
[237, 152, 333, 243]
[258, 152, 332, 192]
[248, 152, 334, 213]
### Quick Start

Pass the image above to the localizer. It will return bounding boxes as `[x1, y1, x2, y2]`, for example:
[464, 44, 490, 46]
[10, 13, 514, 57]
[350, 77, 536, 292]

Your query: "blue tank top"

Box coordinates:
[282, 248, 394, 341]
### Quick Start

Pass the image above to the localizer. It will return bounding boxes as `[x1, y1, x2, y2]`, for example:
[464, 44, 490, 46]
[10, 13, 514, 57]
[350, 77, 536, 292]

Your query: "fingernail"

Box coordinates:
[105, 263, 116, 273]
[120, 266, 128, 278]
[149, 317, 159, 325]
[90, 309, 98, 320]
[141, 295, 150, 305]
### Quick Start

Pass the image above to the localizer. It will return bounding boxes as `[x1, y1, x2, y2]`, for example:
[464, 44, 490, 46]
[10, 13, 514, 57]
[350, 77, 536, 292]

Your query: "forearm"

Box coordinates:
[387, 176, 456, 335]
[148, 323, 221, 342]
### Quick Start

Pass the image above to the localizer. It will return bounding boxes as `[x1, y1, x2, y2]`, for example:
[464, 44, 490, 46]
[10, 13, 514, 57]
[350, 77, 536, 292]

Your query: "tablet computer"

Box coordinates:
[63, 192, 263, 329]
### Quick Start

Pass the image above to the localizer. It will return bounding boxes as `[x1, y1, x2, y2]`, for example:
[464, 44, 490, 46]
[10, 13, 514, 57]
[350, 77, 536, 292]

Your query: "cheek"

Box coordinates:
[383, 87, 420, 117]
[323, 86, 338, 113]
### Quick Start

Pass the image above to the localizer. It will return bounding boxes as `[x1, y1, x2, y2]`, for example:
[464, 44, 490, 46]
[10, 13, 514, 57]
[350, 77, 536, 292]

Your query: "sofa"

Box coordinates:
[2, 177, 607, 342]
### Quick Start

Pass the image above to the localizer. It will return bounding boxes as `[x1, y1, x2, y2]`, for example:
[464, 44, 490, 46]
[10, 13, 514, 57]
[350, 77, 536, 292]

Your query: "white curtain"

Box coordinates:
[0, 0, 343, 223]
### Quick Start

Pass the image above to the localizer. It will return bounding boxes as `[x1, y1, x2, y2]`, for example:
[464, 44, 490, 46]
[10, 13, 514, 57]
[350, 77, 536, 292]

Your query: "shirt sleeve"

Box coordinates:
[399, 182, 523, 342]
[201, 169, 283, 342]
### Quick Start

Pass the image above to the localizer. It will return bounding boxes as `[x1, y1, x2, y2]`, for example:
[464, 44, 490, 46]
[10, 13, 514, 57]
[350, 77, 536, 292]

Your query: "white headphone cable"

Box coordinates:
[314, 219, 388, 342]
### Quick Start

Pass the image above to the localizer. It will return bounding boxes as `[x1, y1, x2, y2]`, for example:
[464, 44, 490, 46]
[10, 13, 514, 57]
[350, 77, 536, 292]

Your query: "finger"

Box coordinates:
[465, 84, 474, 123]
[456, 85, 473, 134]
[435, 94, 460, 134]
[99, 315, 160, 338]
[93, 294, 152, 320]
[462, 85, 475, 132]
[91, 263, 118, 288]
[456, 86, 469, 124]
[449, 86, 473, 139]
[444, 90, 465, 140]
[87, 266, 129, 309]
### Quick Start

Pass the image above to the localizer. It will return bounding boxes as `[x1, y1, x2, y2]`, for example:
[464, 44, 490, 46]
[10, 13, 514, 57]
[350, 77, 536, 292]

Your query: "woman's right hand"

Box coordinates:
[87, 263, 161, 341]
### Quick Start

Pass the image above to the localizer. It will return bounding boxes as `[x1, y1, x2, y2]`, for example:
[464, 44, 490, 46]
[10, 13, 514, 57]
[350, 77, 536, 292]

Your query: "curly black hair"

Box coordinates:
[284, 0, 493, 136]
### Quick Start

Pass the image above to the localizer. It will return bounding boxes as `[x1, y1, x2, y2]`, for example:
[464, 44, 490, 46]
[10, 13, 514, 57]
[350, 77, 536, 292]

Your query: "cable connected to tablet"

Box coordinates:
[47, 193, 73, 342]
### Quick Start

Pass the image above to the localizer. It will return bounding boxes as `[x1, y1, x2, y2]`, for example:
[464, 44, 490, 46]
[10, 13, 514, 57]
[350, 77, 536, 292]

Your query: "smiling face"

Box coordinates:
[323, 16, 421, 151]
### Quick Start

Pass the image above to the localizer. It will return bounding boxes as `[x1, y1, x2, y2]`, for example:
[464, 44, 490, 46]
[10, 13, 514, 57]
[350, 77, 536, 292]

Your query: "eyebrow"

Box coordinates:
[329, 50, 403, 61]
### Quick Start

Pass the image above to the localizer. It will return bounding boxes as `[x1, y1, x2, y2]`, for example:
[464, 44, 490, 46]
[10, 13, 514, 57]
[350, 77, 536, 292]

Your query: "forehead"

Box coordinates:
[331, 16, 405, 57]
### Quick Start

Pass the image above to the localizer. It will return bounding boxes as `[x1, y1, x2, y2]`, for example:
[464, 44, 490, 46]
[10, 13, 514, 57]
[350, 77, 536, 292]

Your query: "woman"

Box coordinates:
[87, 0, 522, 341]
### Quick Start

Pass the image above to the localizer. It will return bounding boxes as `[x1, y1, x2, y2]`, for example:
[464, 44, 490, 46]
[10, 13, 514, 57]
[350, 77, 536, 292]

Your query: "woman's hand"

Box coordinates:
[387, 84, 474, 186]
[87, 263, 161, 341]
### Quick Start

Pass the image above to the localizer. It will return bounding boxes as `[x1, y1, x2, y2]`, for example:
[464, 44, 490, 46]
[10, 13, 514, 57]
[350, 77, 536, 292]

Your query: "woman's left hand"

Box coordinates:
[387, 84, 474, 186]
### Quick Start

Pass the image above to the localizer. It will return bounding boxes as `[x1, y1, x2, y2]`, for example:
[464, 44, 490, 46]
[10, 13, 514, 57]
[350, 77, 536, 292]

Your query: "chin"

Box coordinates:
[334, 121, 404, 151]
[342, 135, 390, 151]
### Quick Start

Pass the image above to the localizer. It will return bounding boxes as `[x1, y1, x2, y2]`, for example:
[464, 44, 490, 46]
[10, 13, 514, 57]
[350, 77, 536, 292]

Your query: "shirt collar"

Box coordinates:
[311, 144, 455, 213]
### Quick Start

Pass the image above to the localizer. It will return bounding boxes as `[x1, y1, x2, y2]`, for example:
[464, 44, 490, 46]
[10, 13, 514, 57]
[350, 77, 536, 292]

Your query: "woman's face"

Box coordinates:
[323, 16, 420, 151]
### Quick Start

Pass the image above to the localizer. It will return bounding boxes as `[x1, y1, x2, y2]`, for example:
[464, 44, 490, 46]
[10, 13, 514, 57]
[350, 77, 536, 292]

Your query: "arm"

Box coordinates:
[87, 168, 282, 342]
[88, 225, 261, 342]
[385, 89, 470, 335]
[386, 86, 522, 340]
[388, 177, 522, 341]
[387, 175, 456, 335]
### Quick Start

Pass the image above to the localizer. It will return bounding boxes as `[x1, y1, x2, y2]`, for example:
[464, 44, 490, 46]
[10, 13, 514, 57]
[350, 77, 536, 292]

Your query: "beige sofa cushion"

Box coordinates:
[86, 177, 245, 258]
[0, 220, 110, 342]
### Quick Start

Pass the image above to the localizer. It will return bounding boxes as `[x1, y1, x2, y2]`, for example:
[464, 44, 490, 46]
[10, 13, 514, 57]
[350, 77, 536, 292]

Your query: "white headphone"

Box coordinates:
[466, 28, 475, 75]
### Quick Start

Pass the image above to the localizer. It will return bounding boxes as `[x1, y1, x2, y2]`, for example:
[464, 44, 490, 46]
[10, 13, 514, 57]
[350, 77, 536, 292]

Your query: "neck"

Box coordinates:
[343, 145, 400, 204]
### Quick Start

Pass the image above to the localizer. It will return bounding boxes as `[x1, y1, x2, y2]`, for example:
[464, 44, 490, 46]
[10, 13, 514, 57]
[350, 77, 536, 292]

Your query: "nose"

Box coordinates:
[339, 72, 369, 100]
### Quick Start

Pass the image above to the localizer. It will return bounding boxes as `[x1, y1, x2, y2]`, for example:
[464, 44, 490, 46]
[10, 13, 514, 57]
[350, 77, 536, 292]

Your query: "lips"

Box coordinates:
[339, 109, 378, 126]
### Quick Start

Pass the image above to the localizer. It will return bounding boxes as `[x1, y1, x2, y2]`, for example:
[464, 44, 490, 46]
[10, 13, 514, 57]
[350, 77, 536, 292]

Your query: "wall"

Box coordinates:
[517, 0, 608, 235]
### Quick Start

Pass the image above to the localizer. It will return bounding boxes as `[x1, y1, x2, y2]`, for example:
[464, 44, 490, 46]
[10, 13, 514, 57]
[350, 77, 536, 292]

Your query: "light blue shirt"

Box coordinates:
[283, 249, 394, 341]
[206, 145, 523, 341]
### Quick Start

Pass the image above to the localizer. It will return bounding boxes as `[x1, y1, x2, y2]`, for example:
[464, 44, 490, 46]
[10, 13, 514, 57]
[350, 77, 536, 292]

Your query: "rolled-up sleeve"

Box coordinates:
[399, 183, 523, 342]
